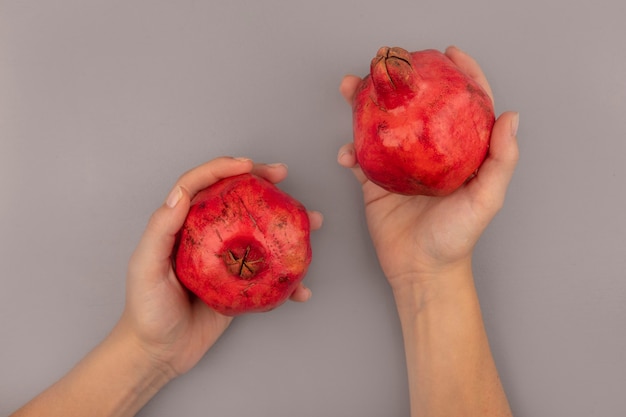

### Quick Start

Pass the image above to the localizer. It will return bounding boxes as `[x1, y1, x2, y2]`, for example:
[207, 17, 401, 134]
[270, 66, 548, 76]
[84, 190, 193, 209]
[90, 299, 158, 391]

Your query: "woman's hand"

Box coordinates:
[337, 46, 519, 288]
[117, 157, 323, 380]
[337, 47, 517, 417]
[10, 157, 323, 417]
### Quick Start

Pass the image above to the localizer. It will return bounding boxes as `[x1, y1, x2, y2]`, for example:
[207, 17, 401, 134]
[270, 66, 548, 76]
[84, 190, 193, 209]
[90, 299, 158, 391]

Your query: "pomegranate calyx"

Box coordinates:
[370, 46, 418, 110]
[224, 246, 264, 279]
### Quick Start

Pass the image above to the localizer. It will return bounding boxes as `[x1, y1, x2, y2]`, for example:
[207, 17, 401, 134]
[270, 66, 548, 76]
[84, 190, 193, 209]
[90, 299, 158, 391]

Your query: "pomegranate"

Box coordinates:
[174, 173, 312, 316]
[352, 46, 495, 196]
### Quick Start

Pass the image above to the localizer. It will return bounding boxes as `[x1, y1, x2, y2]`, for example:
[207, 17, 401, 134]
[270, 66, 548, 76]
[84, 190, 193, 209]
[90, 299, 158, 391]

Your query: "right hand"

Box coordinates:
[337, 46, 520, 288]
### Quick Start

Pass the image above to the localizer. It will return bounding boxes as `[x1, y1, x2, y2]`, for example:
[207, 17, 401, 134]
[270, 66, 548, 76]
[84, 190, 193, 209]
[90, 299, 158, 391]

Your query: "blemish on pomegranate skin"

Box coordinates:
[183, 225, 200, 247]
[465, 82, 480, 95]
[241, 282, 256, 297]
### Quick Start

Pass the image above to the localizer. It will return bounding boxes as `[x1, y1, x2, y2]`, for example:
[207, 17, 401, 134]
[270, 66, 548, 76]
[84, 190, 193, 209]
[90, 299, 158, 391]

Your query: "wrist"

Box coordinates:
[389, 257, 475, 313]
[389, 256, 512, 416]
[108, 321, 176, 390]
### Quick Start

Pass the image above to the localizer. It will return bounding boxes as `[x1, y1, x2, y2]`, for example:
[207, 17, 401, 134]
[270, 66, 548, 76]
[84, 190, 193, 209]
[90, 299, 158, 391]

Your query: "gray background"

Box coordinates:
[1, 0, 625, 416]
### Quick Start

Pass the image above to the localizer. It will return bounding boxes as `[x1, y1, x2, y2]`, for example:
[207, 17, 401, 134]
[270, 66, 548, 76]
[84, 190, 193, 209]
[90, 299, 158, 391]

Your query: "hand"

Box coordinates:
[117, 157, 323, 379]
[337, 46, 519, 288]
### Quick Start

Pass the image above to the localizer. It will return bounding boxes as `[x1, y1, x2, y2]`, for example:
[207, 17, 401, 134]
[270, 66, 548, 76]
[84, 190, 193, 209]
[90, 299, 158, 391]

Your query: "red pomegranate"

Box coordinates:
[174, 173, 312, 316]
[352, 46, 495, 196]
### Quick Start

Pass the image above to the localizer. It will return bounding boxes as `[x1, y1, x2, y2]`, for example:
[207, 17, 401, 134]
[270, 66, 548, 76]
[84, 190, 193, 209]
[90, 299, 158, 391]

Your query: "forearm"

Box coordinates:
[392, 260, 512, 417]
[10, 323, 172, 417]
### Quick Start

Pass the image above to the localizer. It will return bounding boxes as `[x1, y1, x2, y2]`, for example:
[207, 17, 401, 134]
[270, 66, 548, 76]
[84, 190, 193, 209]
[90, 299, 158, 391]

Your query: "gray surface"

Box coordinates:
[1, 0, 625, 416]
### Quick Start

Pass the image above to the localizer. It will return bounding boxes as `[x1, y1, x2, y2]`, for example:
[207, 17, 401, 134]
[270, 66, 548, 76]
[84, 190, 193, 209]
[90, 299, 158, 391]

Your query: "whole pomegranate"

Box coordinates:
[174, 173, 312, 316]
[352, 46, 495, 196]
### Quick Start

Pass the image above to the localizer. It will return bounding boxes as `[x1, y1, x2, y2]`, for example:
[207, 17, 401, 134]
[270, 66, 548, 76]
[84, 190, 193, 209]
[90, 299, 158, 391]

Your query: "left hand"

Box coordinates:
[116, 157, 323, 379]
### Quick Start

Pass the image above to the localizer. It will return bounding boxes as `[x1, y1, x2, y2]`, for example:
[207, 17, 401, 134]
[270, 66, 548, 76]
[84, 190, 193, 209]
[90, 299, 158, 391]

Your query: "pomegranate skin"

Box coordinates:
[353, 47, 495, 196]
[174, 173, 312, 316]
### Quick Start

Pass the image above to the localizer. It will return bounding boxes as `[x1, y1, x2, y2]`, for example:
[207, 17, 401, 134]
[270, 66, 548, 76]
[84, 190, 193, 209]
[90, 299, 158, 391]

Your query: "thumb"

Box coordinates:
[467, 111, 520, 213]
[130, 186, 191, 274]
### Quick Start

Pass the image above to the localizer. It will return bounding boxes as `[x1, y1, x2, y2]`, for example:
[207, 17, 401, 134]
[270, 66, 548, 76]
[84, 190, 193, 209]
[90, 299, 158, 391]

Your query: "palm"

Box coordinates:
[359, 177, 481, 283]
[124, 257, 232, 377]
[154, 273, 230, 375]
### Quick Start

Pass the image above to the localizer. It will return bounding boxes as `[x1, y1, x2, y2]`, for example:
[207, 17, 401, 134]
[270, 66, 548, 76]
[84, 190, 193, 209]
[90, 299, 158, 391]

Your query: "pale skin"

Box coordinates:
[11, 46, 518, 417]
[10, 159, 322, 417]
[337, 46, 519, 416]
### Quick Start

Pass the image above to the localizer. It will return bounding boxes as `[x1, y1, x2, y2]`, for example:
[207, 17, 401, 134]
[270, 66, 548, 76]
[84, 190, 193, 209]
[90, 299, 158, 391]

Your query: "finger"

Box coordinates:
[289, 283, 312, 303]
[175, 156, 254, 198]
[337, 143, 368, 185]
[467, 111, 520, 213]
[308, 210, 324, 231]
[251, 162, 288, 184]
[444, 46, 494, 103]
[337, 143, 357, 167]
[339, 75, 362, 105]
[129, 185, 192, 275]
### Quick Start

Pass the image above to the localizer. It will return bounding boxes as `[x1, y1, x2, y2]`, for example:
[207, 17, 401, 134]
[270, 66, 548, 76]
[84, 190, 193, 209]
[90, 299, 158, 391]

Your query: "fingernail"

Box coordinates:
[511, 112, 520, 137]
[165, 186, 182, 208]
[301, 285, 312, 300]
[337, 148, 353, 163]
[267, 162, 288, 169]
[234, 157, 252, 162]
